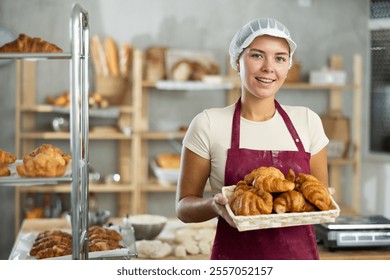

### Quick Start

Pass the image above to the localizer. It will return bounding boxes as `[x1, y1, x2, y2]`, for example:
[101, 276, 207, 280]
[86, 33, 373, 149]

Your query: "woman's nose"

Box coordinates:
[260, 58, 274, 72]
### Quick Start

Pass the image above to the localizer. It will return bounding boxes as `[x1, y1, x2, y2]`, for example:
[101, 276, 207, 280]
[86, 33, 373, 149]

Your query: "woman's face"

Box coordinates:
[238, 35, 290, 100]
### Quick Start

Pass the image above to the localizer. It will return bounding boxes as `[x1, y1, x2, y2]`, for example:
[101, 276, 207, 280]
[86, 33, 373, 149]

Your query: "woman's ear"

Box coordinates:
[236, 61, 240, 72]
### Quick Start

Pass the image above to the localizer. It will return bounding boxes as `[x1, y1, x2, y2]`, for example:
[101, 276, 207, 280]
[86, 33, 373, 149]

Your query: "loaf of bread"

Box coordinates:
[104, 37, 120, 77]
[171, 59, 220, 81]
[0, 34, 62, 53]
[155, 153, 181, 169]
[171, 60, 194, 81]
[145, 46, 167, 82]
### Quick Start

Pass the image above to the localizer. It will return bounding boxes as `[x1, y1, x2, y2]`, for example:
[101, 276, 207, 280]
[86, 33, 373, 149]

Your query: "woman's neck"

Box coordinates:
[240, 95, 276, 122]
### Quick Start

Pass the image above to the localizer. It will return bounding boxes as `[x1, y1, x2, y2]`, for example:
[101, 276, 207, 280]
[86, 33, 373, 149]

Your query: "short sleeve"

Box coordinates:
[182, 111, 211, 160]
[309, 109, 329, 155]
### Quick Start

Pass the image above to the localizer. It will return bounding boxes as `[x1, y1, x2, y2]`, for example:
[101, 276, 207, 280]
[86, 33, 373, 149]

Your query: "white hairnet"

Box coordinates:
[229, 18, 296, 70]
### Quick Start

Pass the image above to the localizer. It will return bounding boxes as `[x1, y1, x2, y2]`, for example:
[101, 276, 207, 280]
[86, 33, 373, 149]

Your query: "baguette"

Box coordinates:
[119, 43, 133, 78]
[104, 37, 120, 76]
[91, 35, 109, 76]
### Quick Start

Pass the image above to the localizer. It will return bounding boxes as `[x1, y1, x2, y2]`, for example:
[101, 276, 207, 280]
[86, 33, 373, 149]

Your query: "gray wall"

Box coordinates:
[0, 0, 378, 259]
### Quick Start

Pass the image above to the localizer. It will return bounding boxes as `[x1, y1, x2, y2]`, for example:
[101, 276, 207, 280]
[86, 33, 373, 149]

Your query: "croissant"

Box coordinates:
[0, 34, 62, 53]
[230, 187, 273, 216]
[253, 175, 295, 193]
[30, 240, 71, 256]
[89, 239, 123, 252]
[0, 149, 16, 164]
[16, 144, 71, 177]
[286, 168, 295, 183]
[0, 164, 10, 177]
[295, 173, 332, 211]
[88, 225, 123, 242]
[273, 190, 316, 213]
[243, 166, 283, 185]
[35, 244, 72, 259]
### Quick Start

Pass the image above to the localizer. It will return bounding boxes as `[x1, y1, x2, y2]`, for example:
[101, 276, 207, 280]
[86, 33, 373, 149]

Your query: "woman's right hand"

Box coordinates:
[212, 193, 236, 228]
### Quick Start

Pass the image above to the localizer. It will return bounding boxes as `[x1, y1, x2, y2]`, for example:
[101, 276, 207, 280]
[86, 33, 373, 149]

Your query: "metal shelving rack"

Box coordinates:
[0, 3, 90, 260]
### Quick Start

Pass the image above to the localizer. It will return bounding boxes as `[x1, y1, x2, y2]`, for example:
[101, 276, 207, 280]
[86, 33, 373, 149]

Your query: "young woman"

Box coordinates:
[176, 18, 329, 259]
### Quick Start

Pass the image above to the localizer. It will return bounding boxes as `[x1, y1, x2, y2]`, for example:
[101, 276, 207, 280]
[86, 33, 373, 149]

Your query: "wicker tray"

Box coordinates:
[222, 185, 340, 232]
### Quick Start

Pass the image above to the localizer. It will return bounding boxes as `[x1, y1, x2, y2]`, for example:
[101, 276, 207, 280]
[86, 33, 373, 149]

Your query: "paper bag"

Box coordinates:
[321, 112, 350, 158]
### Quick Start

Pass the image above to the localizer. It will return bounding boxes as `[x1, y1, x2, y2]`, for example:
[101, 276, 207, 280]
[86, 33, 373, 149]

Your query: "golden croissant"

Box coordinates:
[0, 34, 62, 53]
[0, 149, 16, 164]
[0, 149, 16, 177]
[273, 190, 316, 213]
[295, 173, 332, 211]
[230, 183, 273, 216]
[243, 166, 283, 185]
[16, 144, 71, 177]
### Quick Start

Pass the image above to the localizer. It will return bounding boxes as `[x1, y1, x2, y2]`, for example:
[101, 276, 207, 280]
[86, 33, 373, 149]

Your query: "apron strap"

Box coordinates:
[274, 100, 306, 152]
[231, 97, 241, 149]
[231, 98, 306, 152]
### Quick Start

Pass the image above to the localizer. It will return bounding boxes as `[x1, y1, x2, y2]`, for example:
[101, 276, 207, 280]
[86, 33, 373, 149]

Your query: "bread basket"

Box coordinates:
[222, 185, 340, 232]
[95, 76, 128, 105]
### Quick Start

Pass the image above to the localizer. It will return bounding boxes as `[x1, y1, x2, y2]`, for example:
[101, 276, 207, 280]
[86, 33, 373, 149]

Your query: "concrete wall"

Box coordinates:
[0, 0, 380, 259]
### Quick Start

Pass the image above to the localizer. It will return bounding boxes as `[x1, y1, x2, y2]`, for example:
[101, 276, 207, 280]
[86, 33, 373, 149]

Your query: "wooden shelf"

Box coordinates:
[14, 183, 134, 193]
[20, 131, 133, 140]
[282, 82, 356, 90]
[20, 104, 134, 114]
[141, 178, 211, 193]
[141, 130, 185, 140]
[328, 157, 356, 165]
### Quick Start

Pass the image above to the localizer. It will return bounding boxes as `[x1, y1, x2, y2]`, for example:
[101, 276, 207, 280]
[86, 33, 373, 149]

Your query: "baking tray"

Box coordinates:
[0, 160, 72, 187]
[9, 230, 136, 260]
[222, 185, 340, 232]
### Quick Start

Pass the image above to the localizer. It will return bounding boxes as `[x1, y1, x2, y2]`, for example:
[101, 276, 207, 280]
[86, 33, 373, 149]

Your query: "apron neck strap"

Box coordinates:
[274, 100, 306, 152]
[231, 98, 306, 152]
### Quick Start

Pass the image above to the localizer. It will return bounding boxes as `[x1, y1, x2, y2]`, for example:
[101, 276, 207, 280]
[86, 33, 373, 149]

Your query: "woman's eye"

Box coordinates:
[251, 53, 263, 59]
[276, 56, 287, 62]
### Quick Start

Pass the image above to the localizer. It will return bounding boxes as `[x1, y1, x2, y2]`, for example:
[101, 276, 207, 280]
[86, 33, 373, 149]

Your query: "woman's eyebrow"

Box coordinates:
[248, 48, 289, 56]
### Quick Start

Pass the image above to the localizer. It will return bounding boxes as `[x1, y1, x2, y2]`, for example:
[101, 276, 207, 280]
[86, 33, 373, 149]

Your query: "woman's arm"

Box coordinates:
[310, 146, 329, 188]
[176, 148, 234, 226]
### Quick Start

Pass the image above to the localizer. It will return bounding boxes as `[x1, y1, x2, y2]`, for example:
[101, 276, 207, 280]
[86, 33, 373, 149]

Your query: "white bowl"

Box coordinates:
[130, 214, 167, 240]
[65, 210, 111, 227]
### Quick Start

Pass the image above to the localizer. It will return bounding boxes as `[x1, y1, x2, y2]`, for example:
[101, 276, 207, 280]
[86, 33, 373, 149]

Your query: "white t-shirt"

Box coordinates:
[182, 102, 329, 194]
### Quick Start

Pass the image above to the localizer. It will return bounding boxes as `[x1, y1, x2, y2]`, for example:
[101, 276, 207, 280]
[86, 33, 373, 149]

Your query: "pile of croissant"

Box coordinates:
[230, 166, 334, 216]
[30, 226, 124, 259]
[0, 149, 16, 176]
[16, 144, 71, 178]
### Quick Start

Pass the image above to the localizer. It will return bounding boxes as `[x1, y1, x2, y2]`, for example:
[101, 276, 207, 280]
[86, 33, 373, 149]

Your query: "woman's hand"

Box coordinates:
[213, 193, 236, 228]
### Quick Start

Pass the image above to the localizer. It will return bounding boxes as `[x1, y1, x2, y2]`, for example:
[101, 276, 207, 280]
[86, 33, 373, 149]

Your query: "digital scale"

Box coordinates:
[315, 215, 390, 251]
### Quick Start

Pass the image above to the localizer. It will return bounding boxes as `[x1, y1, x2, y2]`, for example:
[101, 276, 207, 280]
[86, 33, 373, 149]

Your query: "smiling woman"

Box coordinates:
[176, 18, 330, 260]
[237, 35, 291, 110]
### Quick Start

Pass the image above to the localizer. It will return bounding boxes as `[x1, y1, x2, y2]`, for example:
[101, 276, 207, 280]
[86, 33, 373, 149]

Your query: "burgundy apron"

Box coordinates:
[210, 98, 319, 260]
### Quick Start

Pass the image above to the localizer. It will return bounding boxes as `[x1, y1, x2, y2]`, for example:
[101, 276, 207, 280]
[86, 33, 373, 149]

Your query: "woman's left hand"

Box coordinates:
[212, 193, 236, 228]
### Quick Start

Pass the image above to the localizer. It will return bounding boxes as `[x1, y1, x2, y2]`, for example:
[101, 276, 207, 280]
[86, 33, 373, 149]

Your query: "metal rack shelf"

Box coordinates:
[0, 3, 90, 260]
